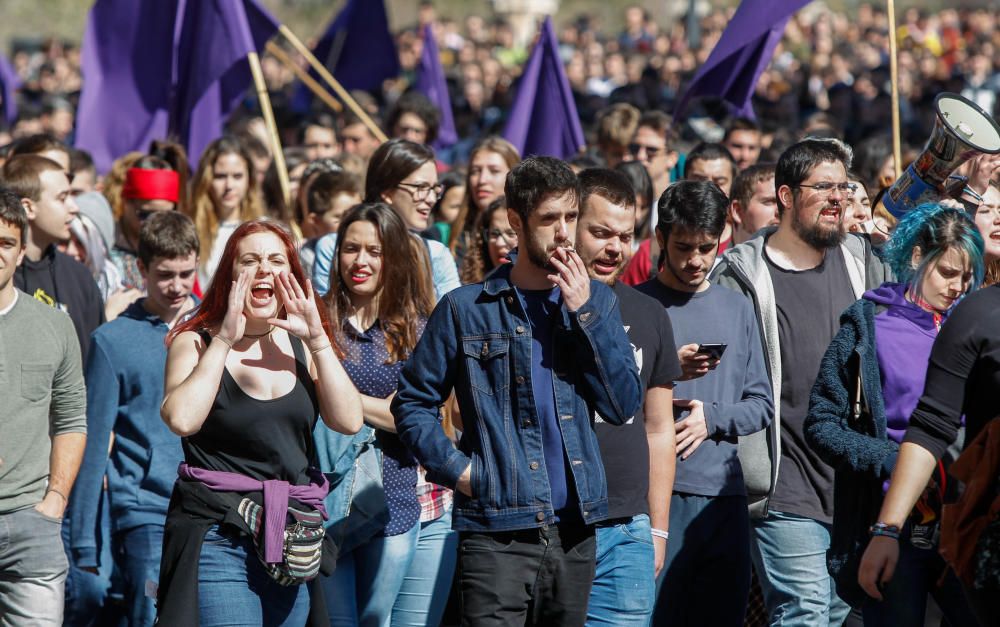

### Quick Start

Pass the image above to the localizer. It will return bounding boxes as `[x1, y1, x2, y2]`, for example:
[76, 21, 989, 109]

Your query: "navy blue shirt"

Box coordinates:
[517, 287, 573, 516]
[341, 319, 420, 536]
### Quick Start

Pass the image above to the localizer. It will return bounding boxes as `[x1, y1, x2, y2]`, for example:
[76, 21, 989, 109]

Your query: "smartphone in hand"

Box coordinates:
[696, 343, 728, 360]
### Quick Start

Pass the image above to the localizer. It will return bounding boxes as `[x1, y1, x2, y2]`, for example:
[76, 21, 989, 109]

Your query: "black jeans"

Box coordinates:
[458, 523, 596, 626]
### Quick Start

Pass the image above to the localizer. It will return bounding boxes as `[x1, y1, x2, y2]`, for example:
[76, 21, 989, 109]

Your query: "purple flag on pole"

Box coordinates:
[0, 52, 21, 127]
[674, 0, 810, 120]
[502, 16, 584, 160]
[416, 24, 457, 149]
[293, 0, 399, 112]
[75, 0, 278, 173]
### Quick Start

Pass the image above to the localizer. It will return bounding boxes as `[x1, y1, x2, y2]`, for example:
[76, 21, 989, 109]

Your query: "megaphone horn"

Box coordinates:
[880, 92, 1000, 219]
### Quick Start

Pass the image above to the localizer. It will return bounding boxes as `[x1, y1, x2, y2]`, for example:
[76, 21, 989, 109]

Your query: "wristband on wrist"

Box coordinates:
[963, 186, 985, 204]
[310, 342, 332, 355]
[214, 335, 234, 349]
[869, 522, 901, 540]
[651, 528, 669, 541]
[46, 488, 68, 503]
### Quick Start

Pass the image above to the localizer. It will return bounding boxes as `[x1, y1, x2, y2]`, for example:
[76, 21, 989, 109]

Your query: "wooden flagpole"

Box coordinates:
[266, 42, 342, 113]
[247, 51, 291, 207]
[276, 24, 389, 143]
[887, 0, 902, 180]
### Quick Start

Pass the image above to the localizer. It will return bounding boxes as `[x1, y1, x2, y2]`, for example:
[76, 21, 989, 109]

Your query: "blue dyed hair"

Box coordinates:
[883, 202, 985, 296]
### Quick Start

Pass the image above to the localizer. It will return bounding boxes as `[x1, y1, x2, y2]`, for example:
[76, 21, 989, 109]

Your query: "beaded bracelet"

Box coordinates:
[651, 528, 669, 541]
[869, 522, 901, 540]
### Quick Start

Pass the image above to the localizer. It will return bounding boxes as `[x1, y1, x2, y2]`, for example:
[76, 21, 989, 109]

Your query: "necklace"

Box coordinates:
[243, 326, 275, 339]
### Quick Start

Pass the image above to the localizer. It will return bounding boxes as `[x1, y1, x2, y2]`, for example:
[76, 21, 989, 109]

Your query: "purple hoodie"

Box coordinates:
[864, 283, 942, 444]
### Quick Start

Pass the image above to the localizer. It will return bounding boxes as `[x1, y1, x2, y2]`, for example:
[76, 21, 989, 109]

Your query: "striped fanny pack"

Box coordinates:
[238, 498, 325, 586]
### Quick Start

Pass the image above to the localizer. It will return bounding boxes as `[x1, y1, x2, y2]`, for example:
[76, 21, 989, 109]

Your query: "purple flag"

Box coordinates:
[674, 0, 810, 120]
[415, 24, 457, 149]
[293, 0, 399, 112]
[502, 17, 584, 160]
[75, 0, 278, 173]
[0, 52, 21, 128]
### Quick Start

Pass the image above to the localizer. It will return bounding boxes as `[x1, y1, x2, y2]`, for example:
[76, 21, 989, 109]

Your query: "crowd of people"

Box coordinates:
[3, 2, 1000, 627]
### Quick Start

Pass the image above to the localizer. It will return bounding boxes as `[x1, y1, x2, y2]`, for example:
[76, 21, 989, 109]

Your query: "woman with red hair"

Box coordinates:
[156, 219, 362, 625]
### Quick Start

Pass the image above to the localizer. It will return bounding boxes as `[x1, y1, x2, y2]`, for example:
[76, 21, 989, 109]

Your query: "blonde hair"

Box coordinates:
[188, 137, 264, 269]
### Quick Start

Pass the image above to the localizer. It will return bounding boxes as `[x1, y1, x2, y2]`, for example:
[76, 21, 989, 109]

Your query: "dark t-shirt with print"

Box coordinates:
[764, 245, 856, 524]
[594, 281, 681, 519]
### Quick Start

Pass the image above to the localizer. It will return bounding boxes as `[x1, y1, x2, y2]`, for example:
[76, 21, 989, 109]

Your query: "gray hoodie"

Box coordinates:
[709, 227, 891, 517]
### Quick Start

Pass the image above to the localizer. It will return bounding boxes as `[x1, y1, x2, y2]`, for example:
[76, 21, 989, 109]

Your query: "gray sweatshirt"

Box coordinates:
[0, 290, 87, 513]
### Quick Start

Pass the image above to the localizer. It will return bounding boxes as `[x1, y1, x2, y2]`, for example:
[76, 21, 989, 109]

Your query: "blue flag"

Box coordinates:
[674, 0, 810, 120]
[293, 0, 399, 112]
[75, 0, 278, 173]
[415, 24, 457, 149]
[502, 16, 584, 160]
[0, 52, 21, 128]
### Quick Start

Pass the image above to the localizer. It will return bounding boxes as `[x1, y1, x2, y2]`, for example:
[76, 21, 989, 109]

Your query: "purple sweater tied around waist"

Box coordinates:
[177, 462, 329, 564]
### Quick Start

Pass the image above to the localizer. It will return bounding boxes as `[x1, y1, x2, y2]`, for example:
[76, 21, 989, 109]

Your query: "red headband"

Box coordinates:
[122, 168, 180, 203]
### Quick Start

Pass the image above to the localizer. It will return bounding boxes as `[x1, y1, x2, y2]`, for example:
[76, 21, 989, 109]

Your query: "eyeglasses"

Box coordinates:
[484, 228, 517, 244]
[628, 143, 663, 159]
[795, 182, 857, 196]
[396, 182, 443, 201]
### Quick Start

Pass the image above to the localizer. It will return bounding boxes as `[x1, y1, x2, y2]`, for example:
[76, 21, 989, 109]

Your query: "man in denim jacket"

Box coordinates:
[393, 157, 642, 625]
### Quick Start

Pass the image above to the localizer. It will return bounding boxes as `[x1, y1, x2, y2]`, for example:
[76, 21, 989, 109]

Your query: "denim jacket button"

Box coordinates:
[579, 312, 592, 323]
[536, 512, 545, 522]
[529, 461, 539, 470]
[515, 325, 526, 334]
[505, 296, 514, 305]
[516, 375, 525, 385]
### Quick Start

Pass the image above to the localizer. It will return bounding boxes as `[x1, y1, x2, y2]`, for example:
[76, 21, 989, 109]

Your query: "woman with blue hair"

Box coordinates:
[804, 203, 983, 626]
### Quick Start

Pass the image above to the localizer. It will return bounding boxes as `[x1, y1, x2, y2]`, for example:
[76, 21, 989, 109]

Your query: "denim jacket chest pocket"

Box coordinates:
[462, 336, 511, 396]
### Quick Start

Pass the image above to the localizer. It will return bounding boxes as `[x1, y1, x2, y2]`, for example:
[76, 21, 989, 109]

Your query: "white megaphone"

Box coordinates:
[880, 92, 1000, 219]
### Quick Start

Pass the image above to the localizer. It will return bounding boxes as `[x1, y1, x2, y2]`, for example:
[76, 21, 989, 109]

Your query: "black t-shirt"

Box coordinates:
[905, 285, 1000, 459]
[764, 245, 856, 523]
[594, 282, 681, 519]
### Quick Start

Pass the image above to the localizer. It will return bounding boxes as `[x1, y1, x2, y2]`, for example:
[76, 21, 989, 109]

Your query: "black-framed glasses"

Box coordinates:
[628, 142, 662, 158]
[795, 182, 857, 196]
[397, 182, 443, 201]
[484, 228, 517, 244]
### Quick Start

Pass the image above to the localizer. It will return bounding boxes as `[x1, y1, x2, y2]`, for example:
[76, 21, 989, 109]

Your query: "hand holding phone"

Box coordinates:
[696, 343, 728, 360]
[677, 343, 725, 381]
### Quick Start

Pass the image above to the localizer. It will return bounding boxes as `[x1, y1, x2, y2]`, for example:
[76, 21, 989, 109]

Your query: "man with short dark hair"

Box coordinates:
[339, 111, 382, 161]
[8, 133, 72, 171]
[386, 91, 441, 146]
[627, 111, 679, 201]
[730, 163, 778, 246]
[300, 113, 339, 161]
[394, 157, 642, 626]
[711, 138, 890, 626]
[637, 181, 772, 626]
[0, 187, 87, 625]
[69, 211, 198, 627]
[685, 142, 739, 252]
[3, 154, 104, 364]
[723, 117, 763, 172]
[575, 168, 681, 625]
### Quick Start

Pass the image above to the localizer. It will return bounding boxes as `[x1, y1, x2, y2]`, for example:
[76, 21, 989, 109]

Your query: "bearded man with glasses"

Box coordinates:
[710, 138, 891, 626]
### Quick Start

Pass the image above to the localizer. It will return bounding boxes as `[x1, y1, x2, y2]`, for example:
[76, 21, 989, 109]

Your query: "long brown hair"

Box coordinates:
[189, 137, 264, 271]
[325, 203, 435, 363]
[449, 136, 520, 254]
[167, 219, 331, 348]
[459, 196, 507, 284]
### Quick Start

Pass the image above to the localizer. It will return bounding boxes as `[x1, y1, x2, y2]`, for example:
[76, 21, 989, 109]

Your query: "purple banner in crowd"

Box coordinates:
[75, 0, 277, 173]
[416, 23, 457, 150]
[293, 0, 399, 113]
[674, 0, 810, 120]
[0, 52, 21, 128]
[502, 16, 584, 160]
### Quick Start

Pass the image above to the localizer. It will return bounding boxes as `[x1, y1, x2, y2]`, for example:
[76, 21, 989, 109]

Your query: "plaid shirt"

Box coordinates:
[417, 466, 452, 522]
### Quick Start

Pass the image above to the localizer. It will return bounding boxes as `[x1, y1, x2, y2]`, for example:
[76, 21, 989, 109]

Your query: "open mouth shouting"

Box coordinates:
[591, 256, 622, 275]
[819, 204, 842, 222]
[249, 281, 275, 307]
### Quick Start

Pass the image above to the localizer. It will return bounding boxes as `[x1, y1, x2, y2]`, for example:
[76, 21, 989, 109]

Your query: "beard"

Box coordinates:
[521, 229, 564, 272]
[792, 205, 846, 249]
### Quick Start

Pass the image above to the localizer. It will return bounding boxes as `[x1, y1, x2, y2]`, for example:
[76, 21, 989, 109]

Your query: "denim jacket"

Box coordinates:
[392, 263, 643, 532]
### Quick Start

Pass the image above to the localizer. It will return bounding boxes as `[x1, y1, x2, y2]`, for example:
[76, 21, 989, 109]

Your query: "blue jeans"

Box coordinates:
[322, 521, 420, 626]
[197, 525, 311, 626]
[113, 524, 164, 627]
[654, 494, 750, 626]
[392, 508, 458, 627]
[862, 523, 976, 627]
[587, 513, 655, 626]
[63, 491, 118, 627]
[750, 510, 850, 627]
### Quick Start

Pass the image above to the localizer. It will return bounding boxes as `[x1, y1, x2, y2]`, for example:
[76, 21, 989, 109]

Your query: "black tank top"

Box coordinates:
[183, 332, 320, 485]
